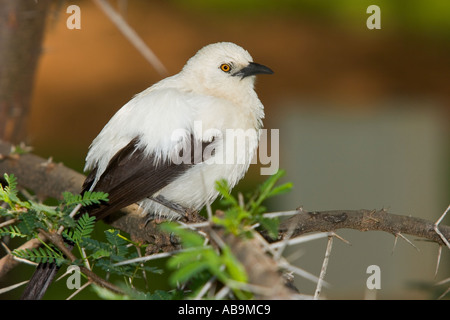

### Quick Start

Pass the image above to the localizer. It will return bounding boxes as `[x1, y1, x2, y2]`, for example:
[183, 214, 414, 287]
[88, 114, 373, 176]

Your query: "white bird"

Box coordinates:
[21, 42, 272, 300]
[82, 42, 273, 221]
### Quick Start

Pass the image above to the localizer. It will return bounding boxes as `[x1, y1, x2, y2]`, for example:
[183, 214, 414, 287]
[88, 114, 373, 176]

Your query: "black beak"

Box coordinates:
[233, 62, 274, 79]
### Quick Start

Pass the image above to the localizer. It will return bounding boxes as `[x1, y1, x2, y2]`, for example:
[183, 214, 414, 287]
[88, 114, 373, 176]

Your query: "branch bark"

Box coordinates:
[273, 208, 450, 246]
[1, 139, 448, 246]
[219, 229, 297, 299]
[1, 139, 449, 295]
[0, 0, 51, 143]
[0, 236, 43, 279]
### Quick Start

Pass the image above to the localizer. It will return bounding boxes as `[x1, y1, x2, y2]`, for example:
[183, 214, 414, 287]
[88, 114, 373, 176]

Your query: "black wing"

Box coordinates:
[82, 136, 214, 220]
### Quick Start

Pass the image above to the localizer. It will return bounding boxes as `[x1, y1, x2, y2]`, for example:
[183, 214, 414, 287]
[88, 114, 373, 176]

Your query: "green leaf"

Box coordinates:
[4, 174, 18, 197]
[259, 169, 286, 193]
[62, 191, 109, 207]
[13, 246, 66, 266]
[0, 225, 27, 238]
[221, 246, 247, 282]
[63, 213, 95, 243]
[215, 179, 238, 207]
[17, 212, 40, 235]
[75, 213, 96, 240]
[212, 207, 252, 235]
[0, 174, 22, 207]
[29, 202, 58, 216]
[253, 170, 286, 207]
[105, 229, 129, 259]
[267, 182, 294, 198]
[95, 259, 135, 277]
[59, 215, 77, 229]
[169, 259, 209, 286]
[256, 216, 279, 240]
[80, 237, 111, 255]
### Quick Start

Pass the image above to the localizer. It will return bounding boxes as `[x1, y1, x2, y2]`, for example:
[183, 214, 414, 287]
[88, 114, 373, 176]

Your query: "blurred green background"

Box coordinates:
[1, 0, 449, 299]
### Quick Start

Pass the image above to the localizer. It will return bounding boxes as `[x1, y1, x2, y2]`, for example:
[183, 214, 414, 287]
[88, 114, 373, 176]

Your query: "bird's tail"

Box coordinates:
[20, 172, 106, 299]
[21, 262, 60, 300]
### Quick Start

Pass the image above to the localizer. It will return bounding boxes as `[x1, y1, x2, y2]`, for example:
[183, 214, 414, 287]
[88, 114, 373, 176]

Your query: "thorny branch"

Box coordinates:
[271, 208, 450, 246]
[37, 229, 124, 296]
[0, 139, 449, 298]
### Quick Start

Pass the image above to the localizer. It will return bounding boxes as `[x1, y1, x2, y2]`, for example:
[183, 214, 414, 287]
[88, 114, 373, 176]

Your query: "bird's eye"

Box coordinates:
[220, 63, 231, 73]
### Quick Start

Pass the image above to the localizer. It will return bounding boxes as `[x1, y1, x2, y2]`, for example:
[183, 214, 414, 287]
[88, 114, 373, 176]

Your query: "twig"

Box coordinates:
[278, 261, 324, 286]
[435, 277, 450, 300]
[2, 139, 449, 249]
[220, 228, 298, 299]
[215, 285, 231, 300]
[253, 228, 325, 286]
[273, 208, 299, 261]
[438, 287, 450, 300]
[392, 234, 399, 254]
[1, 139, 449, 299]
[38, 229, 124, 295]
[434, 204, 450, 250]
[194, 275, 217, 300]
[332, 233, 351, 246]
[435, 204, 450, 225]
[1, 240, 37, 267]
[392, 232, 419, 254]
[56, 203, 83, 235]
[263, 210, 300, 219]
[269, 232, 328, 250]
[194, 265, 225, 300]
[271, 209, 450, 247]
[178, 221, 211, 229]
[66, 281, 92, 300]
[0, 236, 44, 279]
[397, 232, 419, 251]
[0, 280, 29, 295]
[435, 245, 442, 277]
[314, 233, 334, 300]
[92, 0, 168, 76]
[436, 277, 450, 286]
[135, 246, 148, 290]
[0, 218, 16, 229]
[113, 249, 182, 266]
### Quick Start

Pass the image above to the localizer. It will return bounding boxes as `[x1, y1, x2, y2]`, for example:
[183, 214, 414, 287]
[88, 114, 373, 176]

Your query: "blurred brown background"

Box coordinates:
[4, 0, 450, 299]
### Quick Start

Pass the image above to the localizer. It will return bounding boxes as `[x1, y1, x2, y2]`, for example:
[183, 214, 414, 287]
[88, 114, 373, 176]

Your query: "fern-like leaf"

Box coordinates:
[0, 173, 22, 207]
[0, 225, 28, 238]
[215, 179, 238, 207]
[4, 173, 18, 197]
[13, 247, 66, 266]
[63, 213, 95, 243]
[62, 191, 109, 207]
[81, 237, 112, 259]
[17, 212, 40, 235]
[75, 213, 96, 239]
[105, 229, 129, 260]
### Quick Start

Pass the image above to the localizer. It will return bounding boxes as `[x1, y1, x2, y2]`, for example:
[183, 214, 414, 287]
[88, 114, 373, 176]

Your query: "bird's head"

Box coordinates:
[180, 42, 273, 100]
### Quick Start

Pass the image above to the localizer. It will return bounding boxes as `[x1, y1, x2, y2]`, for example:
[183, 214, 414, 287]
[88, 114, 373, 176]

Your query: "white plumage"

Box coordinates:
[83, 42, 273, 220]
